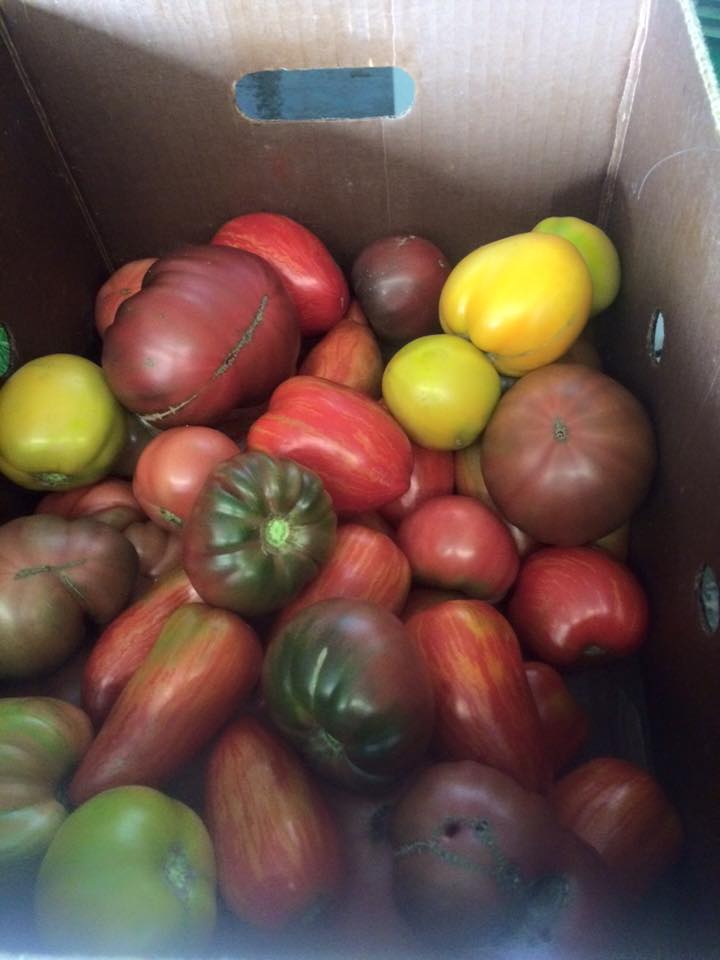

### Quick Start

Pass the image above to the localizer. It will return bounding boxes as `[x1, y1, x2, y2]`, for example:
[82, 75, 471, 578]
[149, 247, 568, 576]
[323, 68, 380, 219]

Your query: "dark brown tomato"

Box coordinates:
[481, 364, 656, 546]
[351, 235, 451, 342]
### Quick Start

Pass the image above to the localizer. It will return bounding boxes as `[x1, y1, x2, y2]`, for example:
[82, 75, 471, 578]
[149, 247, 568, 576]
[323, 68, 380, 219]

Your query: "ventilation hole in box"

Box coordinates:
[696, 564, 719, 635]
[647, 310, 665, 363]
[234, 67, 415, 121]
[0, 324, 17, 380]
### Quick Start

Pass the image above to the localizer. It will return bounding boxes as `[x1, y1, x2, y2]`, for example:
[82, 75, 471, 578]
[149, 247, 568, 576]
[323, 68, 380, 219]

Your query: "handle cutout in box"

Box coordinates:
[235, 67, 414, 121]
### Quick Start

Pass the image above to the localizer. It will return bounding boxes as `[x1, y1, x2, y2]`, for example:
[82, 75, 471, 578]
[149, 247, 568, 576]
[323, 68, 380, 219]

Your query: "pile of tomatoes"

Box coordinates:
[0, 212, 683, 959]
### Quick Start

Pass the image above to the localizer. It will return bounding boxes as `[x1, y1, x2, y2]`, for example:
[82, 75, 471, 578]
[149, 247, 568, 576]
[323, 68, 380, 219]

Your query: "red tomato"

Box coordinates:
[102, 245, 299, 427]
[406, 600, 550, 792]
[454, 438, 537, 557]
[299, 301, 383, 397]
[401, 587, 468, 620]
[272, 523, 411, 635]
[94, 258, 156, 337]
[551, 757, 684, 898]
[481, 364, 656, 545]
[247, 376, 413, 513]
[36, 479, 143, 525]
[213, 212, 349, 335]
[70, 604, 262, 804]
[205, 714, 343, 929]
[339, 510, 396, 539]
[507, 546, 649, 667]
[397, 495, 519, 603]
[132, 426, 240, 532]
[380, 443, 454, 526]
[524, 661, 588, 774]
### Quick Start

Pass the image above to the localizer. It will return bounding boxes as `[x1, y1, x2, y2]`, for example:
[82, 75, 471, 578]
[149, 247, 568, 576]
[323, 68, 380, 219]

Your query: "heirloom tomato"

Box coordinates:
[262, 598, 434, 791]
[94, 257, 156, 337]
[439, 232, 592, 376]
[382, 334, 500, 451]
[35, 786, 216, 955]
[183, 452, 336, 617]
[0, 354, 126, 491]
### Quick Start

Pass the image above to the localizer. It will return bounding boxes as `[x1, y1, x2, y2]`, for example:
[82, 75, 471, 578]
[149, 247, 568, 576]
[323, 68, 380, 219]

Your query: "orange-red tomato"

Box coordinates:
[94, 258, 157, 337]
[132, 427, 239, 532]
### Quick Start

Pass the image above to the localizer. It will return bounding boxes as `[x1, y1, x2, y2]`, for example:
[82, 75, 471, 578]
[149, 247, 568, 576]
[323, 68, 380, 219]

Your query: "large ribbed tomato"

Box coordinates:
[101, 245, 299, 427]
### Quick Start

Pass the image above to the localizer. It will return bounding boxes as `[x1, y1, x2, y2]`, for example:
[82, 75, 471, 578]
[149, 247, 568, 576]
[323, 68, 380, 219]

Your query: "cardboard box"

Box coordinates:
[1, 0, 719, 955]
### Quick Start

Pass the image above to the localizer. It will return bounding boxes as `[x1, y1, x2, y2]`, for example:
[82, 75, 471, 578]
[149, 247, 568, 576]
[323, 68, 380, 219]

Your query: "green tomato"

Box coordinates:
[34, 785, 216, 955]
[532, 216, 621, 317]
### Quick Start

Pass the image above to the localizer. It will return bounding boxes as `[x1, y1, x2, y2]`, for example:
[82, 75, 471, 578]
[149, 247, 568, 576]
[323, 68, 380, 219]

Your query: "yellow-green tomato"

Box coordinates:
[0, 354, 126, 491]
[382, 334, 501, 450]
[533, 216, 621, 316]
[34, 785, 216, 955]
[439, 233, 592, 377]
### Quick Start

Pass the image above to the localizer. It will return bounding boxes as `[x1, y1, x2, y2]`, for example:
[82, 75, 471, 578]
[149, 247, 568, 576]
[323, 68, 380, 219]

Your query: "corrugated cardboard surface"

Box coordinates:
[1, 0, 640, 266]
[599, 0, 720, 926]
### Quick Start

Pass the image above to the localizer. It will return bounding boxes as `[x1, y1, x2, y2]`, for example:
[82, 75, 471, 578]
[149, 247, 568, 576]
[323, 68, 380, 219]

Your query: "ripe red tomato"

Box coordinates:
[524, 661, 588, 774]
[213, 212, 349, 335]
[397, 495, 519, 603]
[299, 301, 383, 397]
[94, 258, 156, 337]
[36, 479, 143, 524]
[379, 443, 454, 526]
[481, 363, 656, 545]
[102, 245, 299, 427]
[205, 715, 343, 929]
[247, 376, 413, 513]
[454, 438, 537, 557]
[551, 757, 684, 898]
[406, 600, 550, 792]
[507, 546, 649, 667]
[132, 427, 239, 532]
[272, 523, 411, 634]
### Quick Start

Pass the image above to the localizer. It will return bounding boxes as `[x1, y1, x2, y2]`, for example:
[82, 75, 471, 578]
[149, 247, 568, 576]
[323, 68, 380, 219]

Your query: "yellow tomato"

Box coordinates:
[382, 334, 501, 450]
[439, 232, 592, 377]
[533, 216, 621, 316]
[0, 354, 126, 490]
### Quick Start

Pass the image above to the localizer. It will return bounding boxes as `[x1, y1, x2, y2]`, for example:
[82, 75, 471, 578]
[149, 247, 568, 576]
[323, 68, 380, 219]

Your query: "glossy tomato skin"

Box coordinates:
[397, 495, 519, 603]
[262, 598, 434, 791]
[272, 523, 411, 635]
[0, 354, 126, 492]
[205, 714, 343, 929]
[0, 697, 93, 872]
[183, 452, 336, 617]
[247, 376, 413, 513]
[70, 603, 262, 805]
[454, 438, 538, 557]
[213, 212, 348, 335]
[389, 761, 617, 957]
[551, 758, 684, 899]
[481, 363, 656, 545]
[35, 785, 216, 955]
[380, 443, 454, 526]
[351, 234, 451, 342]
[102, 245, 300, 427]
[0, 516, 138, 679]
[94, 257, 157, 337]
[524, 661, 588, 774]
[83, 567, 201, 725]
[132, 426, 240, 531]
[406, 600, 550, 792]
[299, 301, 383, 397]
[507, 546, 649, 667]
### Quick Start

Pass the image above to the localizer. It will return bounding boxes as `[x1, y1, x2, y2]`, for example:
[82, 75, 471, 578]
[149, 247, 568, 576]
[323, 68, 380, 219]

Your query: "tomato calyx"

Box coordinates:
[159, 507, 183, 528]
[163, 843, 197, 904]
[262, 515, 291, 552]
[33, 472, 73, 487]
[553, 417, 569, 442]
